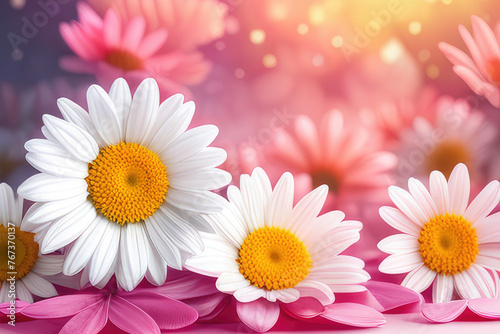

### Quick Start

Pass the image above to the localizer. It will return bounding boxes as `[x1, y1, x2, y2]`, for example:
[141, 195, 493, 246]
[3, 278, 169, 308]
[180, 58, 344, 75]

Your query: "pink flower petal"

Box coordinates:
[59, 298, 109, 334]
[183, 293, 230, 320]
[21, 294, 105, 318]
[321, 303, 386, 327]
[282, 297, 325, 319]
[236, 299, 280, 333]
[468, 298, 500, 319]
[121, 291, 198, 330]
[421, 300, 468, 323]
[108, 296, 160, 334]
[364, 281, 422, 312]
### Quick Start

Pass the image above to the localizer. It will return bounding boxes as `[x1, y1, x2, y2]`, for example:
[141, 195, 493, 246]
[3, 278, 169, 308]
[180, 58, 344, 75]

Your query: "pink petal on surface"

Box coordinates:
[236, 299, 280, 333]
[282, 297, 325, 319]
[468, 298, 500, 319]
[421, 300, 468, 323]
[121, 291, 198, 330]
[321, 303, 386, 327]
[108, 296, 160, 334]
[0, 301, 29, 315]
[364, 281, 422, 312]
[21, 294, 105, 318]
[59, 298, 109, 334]
[184, 293, 230, 320]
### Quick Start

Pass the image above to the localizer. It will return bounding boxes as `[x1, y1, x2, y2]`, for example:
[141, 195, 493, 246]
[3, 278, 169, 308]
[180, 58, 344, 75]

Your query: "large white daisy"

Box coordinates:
[378, 163, 500, 302]
[0, 183, 64, 303]
[18, 77, 231, 291]
[185, 168, 369, 308]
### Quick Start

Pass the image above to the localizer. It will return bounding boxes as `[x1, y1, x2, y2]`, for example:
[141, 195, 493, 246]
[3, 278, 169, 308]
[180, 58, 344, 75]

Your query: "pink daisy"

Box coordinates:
[439, 15, 500, 108]
[59, 2, 196, 97]
[396, 97, 496, 183]
[378, 163, 500, 305]
[267, 110, 397, 211]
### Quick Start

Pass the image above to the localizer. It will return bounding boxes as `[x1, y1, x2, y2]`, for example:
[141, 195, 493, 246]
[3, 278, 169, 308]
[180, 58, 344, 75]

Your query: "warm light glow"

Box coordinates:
[442, 0, 453, 4]
[263, 54, 277, 68]
[235, 68, 245, 79]
[380, 39, 404, 64]
[427, 64, 440, 78]
[297, 24, 309, 35]
[418, 50, 431, 62]
[267, 0, 288, 21]
[409, 21, 422, 35]
[250, 29, 266, 45]
[331, 36, 344, 48]
[312, 54, 324, 67]
[308, 4, 326, 26]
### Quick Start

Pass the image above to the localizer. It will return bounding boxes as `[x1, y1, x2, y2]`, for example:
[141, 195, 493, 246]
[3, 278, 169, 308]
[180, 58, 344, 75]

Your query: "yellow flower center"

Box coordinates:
[311, 170, 340, 194]
[0, 225, 39, 281]
[86, 142, 169, 225]
[237, 226, 312, 290]
[105, 49, 143, 71]
[426, 140, 470, 178]
[418, 214, 478, 275]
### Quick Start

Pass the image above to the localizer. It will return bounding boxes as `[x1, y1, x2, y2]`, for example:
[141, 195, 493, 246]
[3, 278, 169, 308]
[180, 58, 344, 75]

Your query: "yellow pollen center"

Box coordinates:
[418, 214, 478, 275]
[425, 140, 470, 178]
[237, 226, 312, 290]
[0, 225, 39, 281]
[105, 49, 143, 71]
[311, 170, 340, 194]
[86, 142, 169, 225]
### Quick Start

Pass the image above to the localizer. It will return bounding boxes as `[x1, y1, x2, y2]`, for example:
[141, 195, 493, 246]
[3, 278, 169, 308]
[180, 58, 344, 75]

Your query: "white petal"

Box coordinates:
[165, 188, 223, 214]
[167, 147, 226, 175]
[21, 272, 57, 298]
[310, 221, 362, 257]
[401, 265, 436, 293]
[266, 172, 294, 228]
[144, 231, 167, 286]
[168, 168, 231, 191]
[22, 194, 88, 225]
[379, 206, 421, 236]
[464, 180, 500, 226]
[377, 234, 419, 255]
[18, 173, 88, 202]
[295, 279, 335, 305]
[159, 125, 219, 165]
[202, 203, 248, 248]
[15, 280, 33, 303]
[476, 212, 500, 243]
[63, 216, 107, 275]
[40, 201, 96, 254]
[378, 252, 423, 274]
[144, 100, 194, 153]
[108, 78, 132, 138]
[272, 289, 300, 303]
[233, 285, 267, 303]
[388, 186, 427, 227]
[165, 203, 214, 233]
[26, 151, 88, 178]
[87, 84, 121, 146]
[408, 178, 438, 220]
[447, 163, 470, 215]
[144, 214, 182, 269]
[433, 274, 454, 303]
[216, 272, 250, 293]
[32, 254, 64, 276]
[89, 217, 120, 286]
[126, 78, 159, 144]
[454, 264, 496, 299]
[0, 183, 18, 225]
[300, 210, 346, 247]
[116, 222, 148, 291]
[42, 114, 99, 162]
[287, 184, 328, 235]
[57, 97, 105, 147]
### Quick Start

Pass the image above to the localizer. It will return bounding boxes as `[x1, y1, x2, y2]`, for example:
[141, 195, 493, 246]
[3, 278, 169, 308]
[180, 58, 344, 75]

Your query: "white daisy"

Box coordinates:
[0, 183, 64, 303]
[18, 77, 231, 291]
[378, 163, 500, 303]
[185, 168, 369, 306]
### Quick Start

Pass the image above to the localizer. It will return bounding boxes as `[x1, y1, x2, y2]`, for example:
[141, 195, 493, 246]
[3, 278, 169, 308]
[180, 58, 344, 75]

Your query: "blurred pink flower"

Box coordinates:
[396, 96, 496, 184]
[266, 110, 397, 213]
[59, 2, 209, 98]
[21, 278, 198, 334]
[86, 0, 227, 52]
[440, 15, 500, 108]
